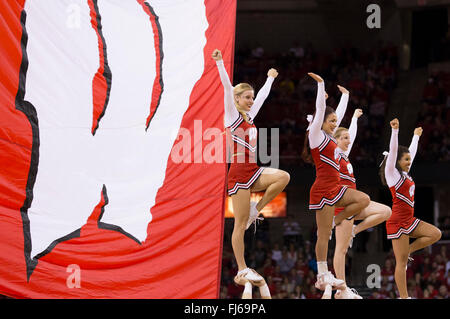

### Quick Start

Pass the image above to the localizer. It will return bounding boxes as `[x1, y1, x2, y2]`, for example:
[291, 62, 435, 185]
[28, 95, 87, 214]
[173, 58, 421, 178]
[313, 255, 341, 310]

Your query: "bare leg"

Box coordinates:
[315, 205, 335, 262]
[230, 188, 251, 271]
[354, 201, 391, 235]
[408, 221, 442, 255]
[334, 188, 370, 225]
[250, 168, 290, 211]
[333, 218, 354, 287]
[392, 235, 410, 299]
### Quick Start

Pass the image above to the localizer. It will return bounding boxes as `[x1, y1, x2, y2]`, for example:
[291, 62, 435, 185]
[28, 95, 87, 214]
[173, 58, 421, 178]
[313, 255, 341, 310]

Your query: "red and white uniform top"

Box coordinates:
[336, 116, 358, 189]
[310, 132, 341, 186]
[307, 81, 349, 210]
[216, 59, 274, 195]
[216, 58, 274, 162]
[227, 113, 258, 163]
[337, 152, 356, 188]
[385, 128, 420, 239]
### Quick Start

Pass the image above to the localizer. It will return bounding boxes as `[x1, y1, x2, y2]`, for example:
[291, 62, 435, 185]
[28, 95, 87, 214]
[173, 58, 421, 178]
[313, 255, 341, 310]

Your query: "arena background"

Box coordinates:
[220, 0, 450, 299]
[0, 0, 449, 301]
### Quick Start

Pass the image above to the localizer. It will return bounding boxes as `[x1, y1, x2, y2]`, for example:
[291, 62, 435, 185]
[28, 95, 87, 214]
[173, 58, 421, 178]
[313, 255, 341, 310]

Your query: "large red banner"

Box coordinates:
[0, 0, 236, 298]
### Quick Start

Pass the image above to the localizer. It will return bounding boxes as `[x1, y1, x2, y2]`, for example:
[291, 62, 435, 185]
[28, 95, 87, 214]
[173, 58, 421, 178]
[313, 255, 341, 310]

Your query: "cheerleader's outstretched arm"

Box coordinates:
[248, 69, 277, 120]
[308, 73, 326, 149]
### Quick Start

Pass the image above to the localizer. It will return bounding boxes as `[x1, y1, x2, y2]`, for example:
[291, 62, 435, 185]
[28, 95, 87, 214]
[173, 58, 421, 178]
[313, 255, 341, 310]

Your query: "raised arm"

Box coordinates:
[307, 73, 326, 149]
[335, 85, 349, 129]
[247, 68, 277, 120]
[409, 127, 422, 167]
[385, 118, 401, 187]
[212, 49, 239, 127]
[345, 109, 362, 156]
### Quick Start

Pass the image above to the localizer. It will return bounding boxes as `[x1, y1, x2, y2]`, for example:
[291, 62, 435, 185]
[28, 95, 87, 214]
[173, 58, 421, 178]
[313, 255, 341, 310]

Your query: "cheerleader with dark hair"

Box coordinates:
[379, 118, 441, 299]
[301, 73, 370, 294]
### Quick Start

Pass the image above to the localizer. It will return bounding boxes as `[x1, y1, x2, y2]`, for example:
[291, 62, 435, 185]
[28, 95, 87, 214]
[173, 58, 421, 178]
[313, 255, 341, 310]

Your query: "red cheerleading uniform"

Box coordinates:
[227, 114, 264, 196]
[384, 128, 421, 240]
[334, 152, 356, 216]
[386, 174, 420, 239]
[215, 59, 274, 197]
[309, 133, 348, 210]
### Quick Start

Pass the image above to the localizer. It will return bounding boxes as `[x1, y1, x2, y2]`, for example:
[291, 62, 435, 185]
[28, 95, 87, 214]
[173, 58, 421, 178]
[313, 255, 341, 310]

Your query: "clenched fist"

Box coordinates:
[212, 49, 222, 61]
[390, 118, 399, 129]
[353, 109, 363, 119]
[414, 127, 423, 137]
[267, 68, 278, 78]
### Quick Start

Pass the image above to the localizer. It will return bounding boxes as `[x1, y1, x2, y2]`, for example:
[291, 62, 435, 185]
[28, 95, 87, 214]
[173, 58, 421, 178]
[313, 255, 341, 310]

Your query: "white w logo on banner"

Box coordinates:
[19, 0, 208, 278]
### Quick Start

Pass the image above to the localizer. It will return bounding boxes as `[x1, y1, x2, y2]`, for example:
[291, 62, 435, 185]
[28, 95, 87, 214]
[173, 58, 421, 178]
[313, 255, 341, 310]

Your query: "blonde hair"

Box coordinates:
[334, 127, 348, 139]
[233, 83, 254, 123]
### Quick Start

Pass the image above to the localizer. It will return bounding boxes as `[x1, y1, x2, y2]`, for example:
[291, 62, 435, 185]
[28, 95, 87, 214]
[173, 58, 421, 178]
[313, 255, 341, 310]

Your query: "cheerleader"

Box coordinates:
[212, 49, 290, 285]
[301, 73, 370, 292]
[332, 108, 392, 299]
[379, 118, 441, 299]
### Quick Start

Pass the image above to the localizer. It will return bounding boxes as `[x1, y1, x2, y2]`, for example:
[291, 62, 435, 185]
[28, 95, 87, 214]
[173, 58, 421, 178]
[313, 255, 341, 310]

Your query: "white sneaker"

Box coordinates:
[406, 256, 414, 270]
[246, 201, 263, 231]
[315, 272, 345, 291]
[334, 287, 363, 299]
[237, 268, 263, 282]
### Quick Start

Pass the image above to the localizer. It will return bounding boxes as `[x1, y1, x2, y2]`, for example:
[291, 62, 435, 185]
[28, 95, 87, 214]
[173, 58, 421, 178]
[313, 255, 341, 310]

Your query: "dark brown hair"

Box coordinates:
[379, 145, 410, 186]
[301, 106, 336, 164]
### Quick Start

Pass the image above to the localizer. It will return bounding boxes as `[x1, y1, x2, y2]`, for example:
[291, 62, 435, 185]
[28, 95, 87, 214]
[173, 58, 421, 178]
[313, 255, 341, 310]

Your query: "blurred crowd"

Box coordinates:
[369, 244, 450, 299]
[220, 222, 323, 299]
[416, 71, 450, 162]
[220, 218, 449, 299]
[233, 41, 399, 167]
[441, 216, 450, 241]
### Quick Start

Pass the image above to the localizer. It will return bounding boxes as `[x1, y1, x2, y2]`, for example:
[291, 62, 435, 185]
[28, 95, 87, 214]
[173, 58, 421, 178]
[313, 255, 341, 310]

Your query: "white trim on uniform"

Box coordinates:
[338, 153, 349, 162]
[394, 175, 406, 191]
[309, 185, 348, 210]
[231, 135, 257, 153]
[339, 173, 356, 184]
[396, 192, 415, 207]
[318, 135, 330, 152]
[228, 167, 265, 196]
[320, 154, 340, 171]
[387, 218, 420, 239]
[230, 115, 244, 132]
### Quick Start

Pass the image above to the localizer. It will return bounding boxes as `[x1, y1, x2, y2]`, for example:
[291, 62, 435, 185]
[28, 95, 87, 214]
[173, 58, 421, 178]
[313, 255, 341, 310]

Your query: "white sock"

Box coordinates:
[244, 282, 252, 295]
[259, 283, 271, 298]
[317, 261, 328, 274]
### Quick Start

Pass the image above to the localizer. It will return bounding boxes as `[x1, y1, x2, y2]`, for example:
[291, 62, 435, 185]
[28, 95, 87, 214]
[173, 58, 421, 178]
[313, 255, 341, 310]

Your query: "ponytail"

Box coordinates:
[301, 132, 313, 164]
[378, 145, 410, 186]
[301, 106, 336, 165]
